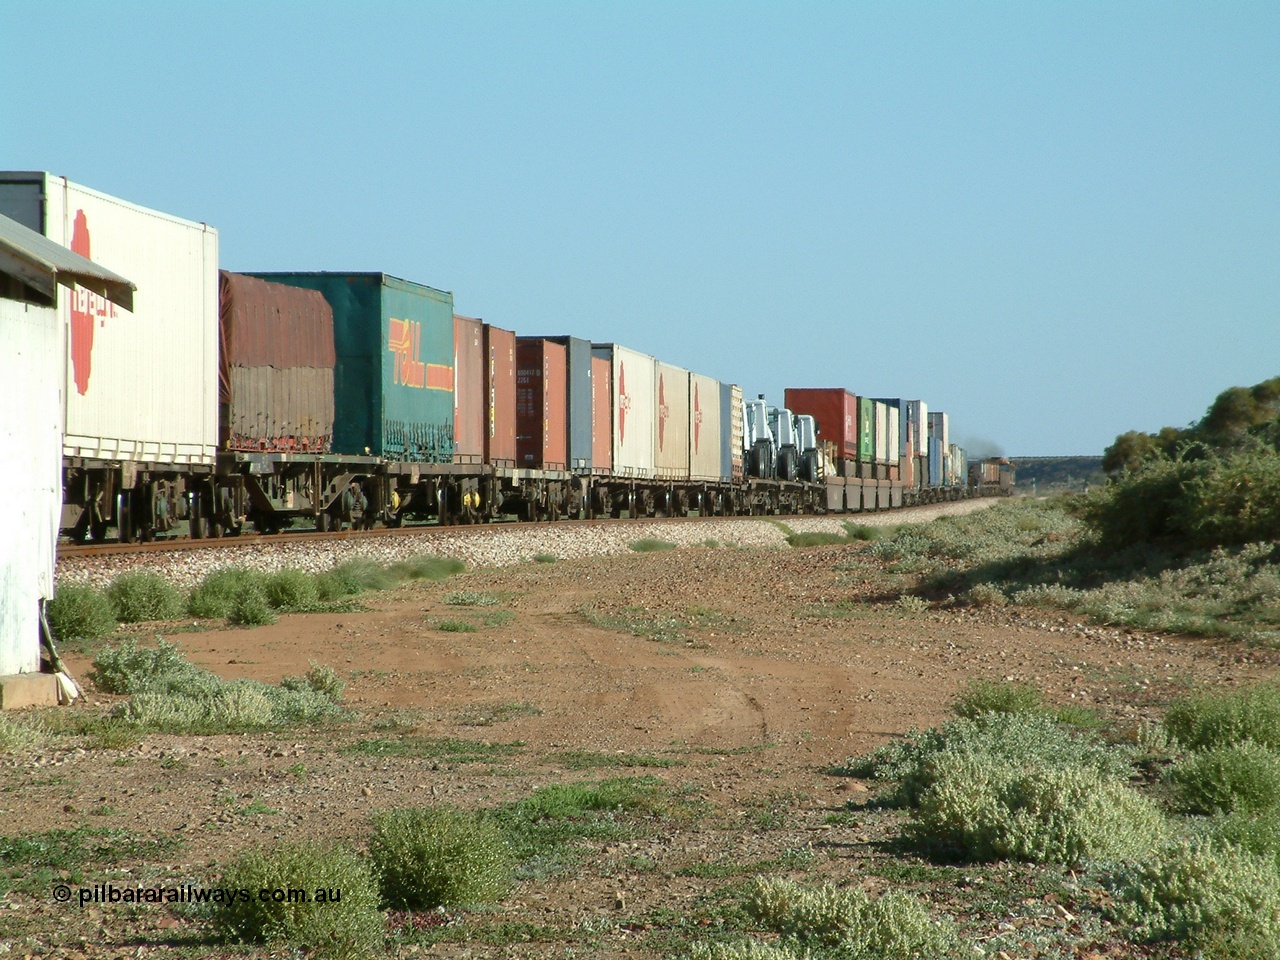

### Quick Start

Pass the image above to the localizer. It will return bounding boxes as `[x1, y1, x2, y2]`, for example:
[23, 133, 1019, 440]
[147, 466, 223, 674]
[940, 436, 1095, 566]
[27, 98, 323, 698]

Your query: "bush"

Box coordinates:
[744, 877, 958, 958]
[390, 555, 466, 582]
[1169, 741, 1280, 814]
[90, 638, 203, 695]
[187, 567, 266, 619]
[47, 585, 116, 642]
[106, 572, 183, 623]
[443, 590, 499, 607]
[1212, 811, 1280, 868]
[630, 538, 676, 552]
[369, 805, 512, 909]
[227, 587, 277, 626]
[281, 662, 345, 702]
[688, 941, 801, 960]
[904, 758, 1166, 863]
[1165, 683, 1280, 751]
[838, 712, 1133, 809]
[0, 714, 43, 752]
[263, 569, 319, 611]
[952, 680, 1043, 719]
[533, 553, 557, 563]
[1106, 838, 1280, 948]
[211, 841, 382, 958]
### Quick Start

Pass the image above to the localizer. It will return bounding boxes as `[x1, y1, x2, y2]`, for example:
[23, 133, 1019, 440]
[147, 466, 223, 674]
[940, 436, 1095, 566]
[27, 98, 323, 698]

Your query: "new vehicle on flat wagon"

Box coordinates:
[8, 173, 1007, 542]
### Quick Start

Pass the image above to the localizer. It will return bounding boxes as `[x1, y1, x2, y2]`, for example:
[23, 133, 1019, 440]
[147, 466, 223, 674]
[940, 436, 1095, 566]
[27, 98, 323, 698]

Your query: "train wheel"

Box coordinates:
[316, 511, 329, 533]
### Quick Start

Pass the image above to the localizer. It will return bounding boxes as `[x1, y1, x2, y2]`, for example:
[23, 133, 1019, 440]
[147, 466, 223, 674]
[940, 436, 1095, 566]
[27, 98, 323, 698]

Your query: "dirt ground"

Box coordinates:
[7, 540, 1279, 957]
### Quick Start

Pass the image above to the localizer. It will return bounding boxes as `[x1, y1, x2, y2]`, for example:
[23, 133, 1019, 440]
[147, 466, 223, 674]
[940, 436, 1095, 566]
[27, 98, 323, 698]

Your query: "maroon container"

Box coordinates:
[453, 315, 484, 463]
[218, 271, 336, 452]
[591, 355, 612, 472]
[516, 338, 568, 470]
[484, 324, 517, 466]
[784, 387, 858, 467]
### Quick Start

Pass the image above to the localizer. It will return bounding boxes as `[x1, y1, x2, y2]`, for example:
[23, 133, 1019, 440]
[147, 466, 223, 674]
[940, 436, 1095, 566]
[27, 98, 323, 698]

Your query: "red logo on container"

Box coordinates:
[69, 209, 117, 395]
[692, 382, 702, 453]
[658, 375, 668, 450]
[618, 362, 630, 443]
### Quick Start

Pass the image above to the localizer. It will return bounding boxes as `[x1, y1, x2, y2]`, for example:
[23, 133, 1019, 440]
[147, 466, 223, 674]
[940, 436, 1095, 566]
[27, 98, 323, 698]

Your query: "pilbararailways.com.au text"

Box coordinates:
[55, 883, 345, 906]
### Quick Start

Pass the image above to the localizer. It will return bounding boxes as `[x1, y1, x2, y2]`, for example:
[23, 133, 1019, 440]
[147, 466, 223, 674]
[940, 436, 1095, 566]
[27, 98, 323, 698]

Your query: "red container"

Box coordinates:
[591, 355, 612, 472]
[484, 324, 516, 466]
[516, 338, 568, 469]
[453, 315, 484, 463]
[785, 388, 858, 467]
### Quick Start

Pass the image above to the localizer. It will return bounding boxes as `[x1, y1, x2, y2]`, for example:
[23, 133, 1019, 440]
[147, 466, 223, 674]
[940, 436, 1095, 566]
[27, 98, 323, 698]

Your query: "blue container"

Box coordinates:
[928, 437, 943, 488]
[543, 335, 594, 470]
[249, 272, 454, 461]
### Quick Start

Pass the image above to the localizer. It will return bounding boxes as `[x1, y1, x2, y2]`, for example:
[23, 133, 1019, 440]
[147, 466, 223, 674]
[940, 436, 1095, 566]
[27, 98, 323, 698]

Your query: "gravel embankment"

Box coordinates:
[55, 499, 1000, 590]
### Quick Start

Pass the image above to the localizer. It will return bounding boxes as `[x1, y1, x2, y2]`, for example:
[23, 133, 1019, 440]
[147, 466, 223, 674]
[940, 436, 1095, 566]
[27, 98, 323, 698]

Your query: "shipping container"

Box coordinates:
[928, 411, 949, 450]
[219, 272, 335, 453]
[905, 400, 928, 456]
[590, 355, 612, 472]
[453, 316, 484, 463]
[485, 324, 517, 466]
[857, 397, 875, 462]
[250, 272, 453, 461]
[871, 398, 901, 464]
[784, 388, 858, 465]
[516, 338, 568, 470]
[0, 172, 219, 466]
[654, 361, 690, 480]
[873, 401, 890, 464]
[542, 336, 594, 470]
[592, 343, 655, 478]
[689, 372, 723, 481]
[928, 438, 943, 487]
[722, 383, 743, 480]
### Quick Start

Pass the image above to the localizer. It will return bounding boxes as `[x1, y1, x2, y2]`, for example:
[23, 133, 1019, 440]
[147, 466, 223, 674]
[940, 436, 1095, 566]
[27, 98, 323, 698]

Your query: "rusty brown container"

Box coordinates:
[453, 315, 484, 463]
[785, 388, 858, 467]
[219, 271, 336, 452]
[591, 355, 612, 472]
[516, 338, 568, 470]
[484, 324, 516, 466]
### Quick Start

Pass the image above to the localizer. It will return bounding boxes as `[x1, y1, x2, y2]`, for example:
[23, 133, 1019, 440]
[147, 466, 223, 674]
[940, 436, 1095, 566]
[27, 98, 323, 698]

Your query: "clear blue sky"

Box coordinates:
[4, 2, 1276, 456]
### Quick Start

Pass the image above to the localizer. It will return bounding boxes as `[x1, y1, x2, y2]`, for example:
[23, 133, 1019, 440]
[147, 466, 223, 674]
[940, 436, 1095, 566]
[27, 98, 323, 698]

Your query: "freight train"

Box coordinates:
[0, 172, 1009, 543]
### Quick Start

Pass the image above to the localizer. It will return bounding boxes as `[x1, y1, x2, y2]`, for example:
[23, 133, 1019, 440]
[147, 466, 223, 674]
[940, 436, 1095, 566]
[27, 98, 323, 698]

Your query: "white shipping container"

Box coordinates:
[728, 383, 744, 479]
[874, 401, 891, 464]
[0, 297, 61, 675]
[654, 361, 690, 480]
[0, 173, 219, 466]
[592, 343, 655, 478]
[905, 400, 928, 456]
[688, 372, 722, 481]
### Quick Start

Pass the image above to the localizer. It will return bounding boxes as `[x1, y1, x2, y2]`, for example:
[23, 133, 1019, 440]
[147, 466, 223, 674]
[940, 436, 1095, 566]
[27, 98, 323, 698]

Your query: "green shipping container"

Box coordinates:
[248, 272, 454, 461]
[857, 396, 875, 462]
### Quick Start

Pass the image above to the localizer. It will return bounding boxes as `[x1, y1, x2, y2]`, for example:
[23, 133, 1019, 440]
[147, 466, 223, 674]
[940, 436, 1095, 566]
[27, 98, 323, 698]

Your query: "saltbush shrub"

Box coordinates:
[47, 584, 116, 642]
[227, 586, 277, 626]
[688, 941, 800, 960]
[1212, 811, 1280, 868]
[263, 569, 319, 611]
[369, 805, 512, 909]
[951, 679, 1043, 719]
[187, 567, 266, 619]
[1168, 741, 1280, 815]
[744, 877, 958, 958]
[1106, 837, 1280, 948]
[1164, 683, 1280, 751]
[107, 571, 183, 623]
[904, 758, 1166, 863]
[212, 841, 382, 958]
[90, 638, 203, 695]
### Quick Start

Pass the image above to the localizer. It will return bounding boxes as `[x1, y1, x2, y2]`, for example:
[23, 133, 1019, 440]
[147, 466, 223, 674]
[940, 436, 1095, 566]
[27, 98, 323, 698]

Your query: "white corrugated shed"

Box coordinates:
[0, 173, 218, 467]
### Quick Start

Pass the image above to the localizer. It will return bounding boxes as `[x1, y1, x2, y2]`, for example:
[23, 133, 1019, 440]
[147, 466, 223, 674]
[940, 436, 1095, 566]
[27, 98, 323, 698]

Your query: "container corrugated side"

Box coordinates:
[725, 383, 744, 479]
[516, 338, 568, 470]
[905, 400, 928, 456]
[857, 397, 874, 462]
[592, 343, 654, 478]
[590, 355, 612, 472]
[873, 401, 890, 464]
[250, 273, 455, 461]
[0, 297, 60, 675]
[543, 336, 593, 470]
[654, 361, 690, 480]
[220, 272, 335, 453]
[485, 324, 517, 466]
[928, 411, 949, 450]
[453, 316, 484, 463]
[928, 438, 943, 487]
[784, 388, 858, 462]
[689, 373, 722, 481]
[0, 173, 219, 466]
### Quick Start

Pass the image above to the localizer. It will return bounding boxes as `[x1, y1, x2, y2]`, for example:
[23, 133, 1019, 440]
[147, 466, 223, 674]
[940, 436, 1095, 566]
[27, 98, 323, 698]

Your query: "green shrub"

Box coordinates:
[390, 555, 466, 582]
[0, 714, 43, 752]
[47, 584, 116, 642]
[90, 638, 204, 695]
[435, 620, 476, 633]
[838, 712, 1133, 809]
[786, 531, 849, 548]
[1106, 838, 1280, 948]
[369, 805, 512, 909]
[211, 841, 382, 958]
[227, 586, 277, 626]
[1212, 811, 1280, 867]
[263, 569, 319, 611]
[630, 538, 676, 552]
[281, 662, 345, 703]
[106, 572, 183, 623]
[1169, 741, 1280, 814]
[744, 877, 958, 957]
[904, 758, 1166, 863]
[443, 590, 499, 607]
[187, 567, 265, 619]
[532, 553, 557, 563]
[952, 680, 1043, 719]
[1165, 683, 1280, 750]
[688, 940, 801, 960]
